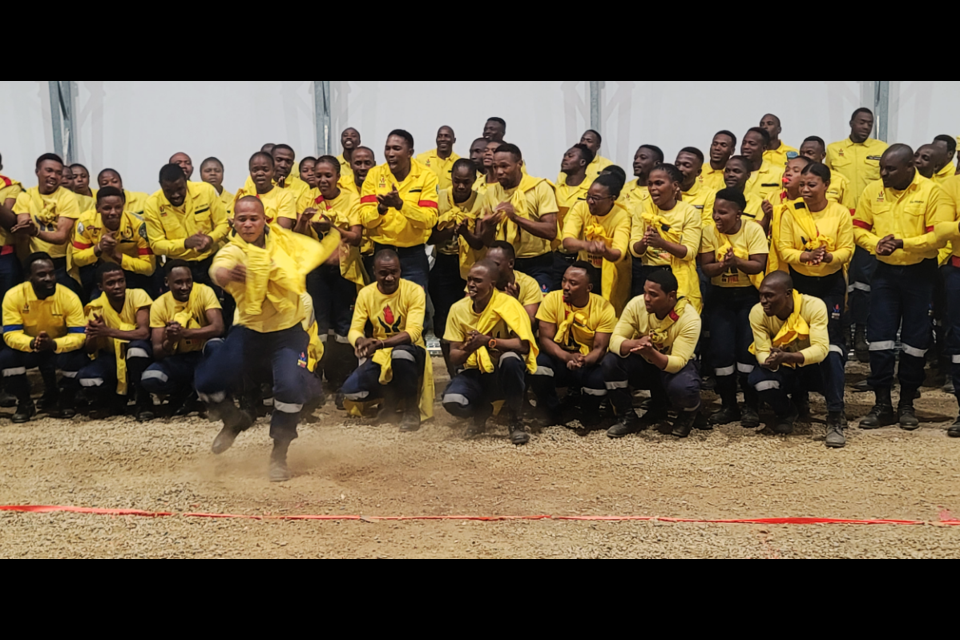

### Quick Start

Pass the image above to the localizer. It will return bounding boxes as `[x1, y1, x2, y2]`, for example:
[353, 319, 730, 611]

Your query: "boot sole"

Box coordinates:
[825, 438, 847, 449]
[899, 422, 920, 431]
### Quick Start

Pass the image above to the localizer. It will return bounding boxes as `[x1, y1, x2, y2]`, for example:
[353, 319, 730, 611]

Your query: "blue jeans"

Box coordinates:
[867, 260, 936, 391]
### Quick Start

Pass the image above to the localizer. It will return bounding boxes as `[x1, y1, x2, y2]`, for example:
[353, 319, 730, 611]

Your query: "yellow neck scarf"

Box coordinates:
[649, 298, 687, 348]
[555, 302, 594, 356]
[716, 224, 765, 290]
[495, 175, 543, 246]
[641, 206, 701, 312]
[86, 293, 136, 395]
[465, 289, 539, 374]
[749, 290, 809, 367]
[31, 189, 61, 227]
[791, 202, 836, 251]
[439, 191, 485, 279]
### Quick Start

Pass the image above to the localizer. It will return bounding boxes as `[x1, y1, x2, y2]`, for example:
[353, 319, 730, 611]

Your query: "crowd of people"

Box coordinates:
[1, 108, 959, 482]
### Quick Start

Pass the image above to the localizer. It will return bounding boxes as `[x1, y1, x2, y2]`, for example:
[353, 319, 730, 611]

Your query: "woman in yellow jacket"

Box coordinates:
[761, 155, 813, 273]
[775, 162, 854, 443]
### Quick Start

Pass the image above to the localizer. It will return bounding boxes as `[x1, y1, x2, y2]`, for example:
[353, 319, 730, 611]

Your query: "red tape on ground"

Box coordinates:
[1, 505, 959, 526]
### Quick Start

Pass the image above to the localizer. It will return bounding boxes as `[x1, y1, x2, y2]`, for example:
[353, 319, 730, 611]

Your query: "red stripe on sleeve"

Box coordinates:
[138, 248, 154, 256]
[72, 241, 93, 250]
[418, 200, 439, 209]
[360, 195, 378, 204]
[852, 220, 872, 231]
[848, 208, 856, 216]
[926, 226, 935, 233]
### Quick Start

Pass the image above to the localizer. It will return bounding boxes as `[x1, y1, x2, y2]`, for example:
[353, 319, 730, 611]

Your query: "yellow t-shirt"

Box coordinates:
[14, 186, 81, 259]
[513, 271, 544, 307]
[436, 189, 481, 258]
[416, 149, 461, 191]
[536, 291, 617, 353]
[443, 295, 515, 368]
[700, 220, 769, 288]
[630, 200, 702, 266]
[777, 201, 855, 278]
[233, 184, 297, 228]
[480, 177, 559, 259]
[745, 160, 785, 202]
[347, 278, 425, 347]
[0, 175, 22, 247]
[122, 190, 150, 219]
[554, 175, 591, 235]
[562, 200, 631, 270]
[149, 284, 222, 353]
[826, 137, 889, 205]
[360, 160, 440, 248]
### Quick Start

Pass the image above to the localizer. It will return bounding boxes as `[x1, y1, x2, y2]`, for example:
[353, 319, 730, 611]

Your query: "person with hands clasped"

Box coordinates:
[0, 252, 87, 422]
[602, 270, 702, 439]
[853, 145, 953, 431]
[529, 262, 616, 429]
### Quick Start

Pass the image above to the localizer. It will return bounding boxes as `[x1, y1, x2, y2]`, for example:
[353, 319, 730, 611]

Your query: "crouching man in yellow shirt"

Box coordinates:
[196, 197, 336, 482]
[529, 262, 617, 429]
[746, 272, 837, 443]
[442, 260, 539, 445]
[602, 269, 702, 439]
[0, 252, 87, 422]
[341, 250, 432, 433]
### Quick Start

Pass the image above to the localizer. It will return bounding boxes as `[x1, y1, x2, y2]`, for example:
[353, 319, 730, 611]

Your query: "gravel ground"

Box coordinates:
[1, 360, 959, 559]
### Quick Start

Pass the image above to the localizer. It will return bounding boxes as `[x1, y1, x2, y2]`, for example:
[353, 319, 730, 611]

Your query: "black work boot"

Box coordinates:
[948, 417, 960, 438]
[503, 407, 529, 445]
[897, 390, 920, 431]
[55, 388, 77, 419]
[0, 389, 17, 408]
[269, 440, 291, 483]
[671, 410, 699, 438]
[854, 325, 869, 363]
[773, 404, 800, 435]
[465, 404, 492, 438]
[12, 398, 36, 424]
[709, 404, 741, 426]
[135, 387, 155, 422]
[607, 408, 644, 439]
[825, 412, 847, 448]
[860, 387, 896, 429]
[741, 403, 761, 429]
[579, 397, 603, 429]
[399, 406, 421, 433]
[211, 401, 255, 454]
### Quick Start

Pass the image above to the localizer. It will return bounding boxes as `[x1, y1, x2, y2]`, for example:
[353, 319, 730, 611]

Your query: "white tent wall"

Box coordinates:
[70, 81, 316, 194]
[0, 82, 54, 186]
[597, 81, 867, 169]
[888, 81, 960, 148]
[328, 81, 591, 181]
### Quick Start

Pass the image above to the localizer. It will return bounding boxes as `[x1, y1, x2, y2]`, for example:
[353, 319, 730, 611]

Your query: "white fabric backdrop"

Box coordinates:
[889, 81, 960, 148]
[0, 81, 55, 187]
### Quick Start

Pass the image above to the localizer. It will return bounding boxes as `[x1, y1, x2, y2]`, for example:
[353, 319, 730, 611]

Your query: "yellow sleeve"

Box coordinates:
[144, 197, 186, 258]
[443, 301, 469, 343]
[275, 190, 297, 222]
[207, 192, 230, 244]
[397, 171, 439, 228]
[701, 190, 716, 223]
[560, 203, 584, 240]
[935, 220, 960, 245]
[799, 298, 830, 366]
[746, 222, 770, 255]
[131, 289, 154, 310]
[200, 284, 222, 310]
[664, 311, 700, 374]
[345, 197, 362, 227]
[699, 224, 717, 254]
[609, 298, 640, 356]
[902, 186, 954, 253]
[595, 300, 618, 335]
[403, 283, 426, 345]
[840, 175, 856, 212]
[358, 172, 383, 229]
[611, 211, 631, 261]
[118, 221, 156, 276]
[853, 190, 880, 253]
[58, 189, 81, 219]
[296, 190, 315, 215]
[70, 215, 99, 267]
[749, 304, 772, 367]
[777, 211, 804, 265]
[628, 203, 645, 258]
[12, 192, 30, 215]
[534, 181, 559, 218]
[520, 276, 544, 306]
[2, 290, 33, 352]
[679, 205, 702, 262]
[347, 287, 369, 346]
[149, 298, 169, 328]
[534, 292, 560, 324]
[831, 208, 855, 267]
[54, 292, 87, 353]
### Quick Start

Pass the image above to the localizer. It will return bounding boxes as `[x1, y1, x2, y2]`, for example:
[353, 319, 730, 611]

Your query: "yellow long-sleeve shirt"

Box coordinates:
[348, 279, 425, 347]
[826, 137, 888, 205]
[750, 294, 829, 368]
[609, 297, 701, 374]
[826, 169, 855, 211]
[853, 173, 953, 266]
[778, 201, 854, 277]
[71, 210, 156, 276]
[144, 181, 230, 262]
[122, 190, 150, 219]
[416, 149, 460, 191]
[763, 141, 799, 168]
[360, 160, 439, 248]
[2, 283, 86, 353]
[700, 165, 726, 192]
[682, 180, 717, 227]
[745, 160, 785, 201]
[935, 162, 955, 185]
[934, 176, 960, 261]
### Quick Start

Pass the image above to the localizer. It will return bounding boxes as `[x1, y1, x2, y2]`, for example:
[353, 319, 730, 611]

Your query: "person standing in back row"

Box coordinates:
[759, 114, 798, 168]
[417, 126, 459, 191]
[854, 145, 952, 431]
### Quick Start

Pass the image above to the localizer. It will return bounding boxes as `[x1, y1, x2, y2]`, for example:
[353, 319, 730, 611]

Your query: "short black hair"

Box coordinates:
[159, 163, 187, 184]
[652, 163, 683, 184]
[70, 163, 89, 174]
[488, 240, 516, 261]
[273, 143, 295, 157]
[249, 151, 275, 167]
[200, 157, 223, 171]
[36, 153, 64, 169]
[582, 129, 602, 145]
[96, 186, 125, 204]
[715, 188, 747, 212]
[678, 147, 705, 164]
[97, 168, 122, 184]
[487, 117, 506, 128]
[571, 143, 595, 166]
[298, 156, 316, 173]
[600, 165, 627, 187]
[314, 155, 340, 175]
[452, 158, 476, 175]
[373, 248, 400, 266]
[726, 155, 753, 172]
[934, 135, 957, 154]
[495, 143, 522, 162]
[96, 261, 125, 284]
[567, 260, 600, 290]
[646, 268, 678, 295]
[801, 162, 831, 185]
[746, 127, 771, 146]
[387, 129, 415, 149]
[25, 252, 54, 273]
[593, 174, 623, 200]
[639, 145, 664, 163]
[802, 136, 826, 150]
[851, 107, 874, 121]
[164, 259, 193, 278]
[715, 130, 738, 148]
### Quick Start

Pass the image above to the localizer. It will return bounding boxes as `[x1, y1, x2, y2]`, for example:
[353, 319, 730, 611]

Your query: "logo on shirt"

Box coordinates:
[877, 191, 885, 203]
[378, 305, 402, 334]
[298, 352, 307, 369]
[138, 223, 148, 239]
[832, 304, 841, 321]
[379, 175, 387, 190]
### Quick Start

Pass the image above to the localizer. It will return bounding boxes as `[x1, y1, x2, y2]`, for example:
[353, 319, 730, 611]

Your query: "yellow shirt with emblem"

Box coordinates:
[416, 149, 461, 191]
[348, 278, 425, 347]
[853, 172, 953, 266]
[778, 201, 854, 278]
[85, 288, 153, 355]
[240, 174, 311, 205]
[14, 186, 81, 259]
[826, 169, 855, 210]
[826, 137, 889, 205]
[71, 210, 156, 276]
[536, 291, 617, 353]
[763, 141, 799, 168]
[2, 282, 86, 353]
[700, 165, 726, 192]
[750, 294, 829, 367]
[143, 181, 230, 262]
[622, 180, 651, 209]
[609, 297, 701, 374]
[480, 177, 559, 260]
[682, 180, 717, 227]
[233, 184, 297, 228]
[745, 160, 785, 202]
[149, 284, 221, 353]
[700, 219, 769, 288]
[360, 160, 439, 248]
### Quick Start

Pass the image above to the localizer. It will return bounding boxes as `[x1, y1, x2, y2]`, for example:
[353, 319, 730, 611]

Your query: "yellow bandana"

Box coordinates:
[85, 293, 136, 395]
[466, 290, 539, 374]
[749, 290, 809, 368]
[649, 298, 687, 348]
[494, 175, 544, 247]
[555, 306, 593, 356]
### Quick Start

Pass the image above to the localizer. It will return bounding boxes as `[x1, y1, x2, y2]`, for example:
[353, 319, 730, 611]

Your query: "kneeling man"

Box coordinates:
[602, 270, 702, 438]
